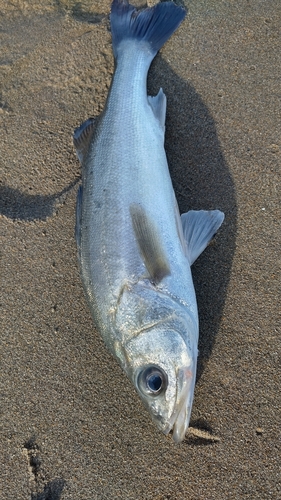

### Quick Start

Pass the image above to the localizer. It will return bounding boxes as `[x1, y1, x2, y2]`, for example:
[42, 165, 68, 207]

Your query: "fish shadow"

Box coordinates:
[54, 0, 107, 24]
[0, 179, 79, 221]
[148, 55, 237, 379]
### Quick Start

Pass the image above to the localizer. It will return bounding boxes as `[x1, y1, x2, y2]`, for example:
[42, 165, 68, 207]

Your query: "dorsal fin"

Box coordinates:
[73, 117, 96, 163]
[148, 88, 166, 131]
[181, 210, 225, 265]
[130, 203, 171, 284]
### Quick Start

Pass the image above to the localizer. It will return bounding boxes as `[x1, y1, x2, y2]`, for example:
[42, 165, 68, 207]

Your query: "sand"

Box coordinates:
[1, 1, 280, 499]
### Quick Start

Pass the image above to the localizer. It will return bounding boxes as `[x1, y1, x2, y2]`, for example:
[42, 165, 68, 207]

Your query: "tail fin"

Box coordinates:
[110, 0, 186, 58]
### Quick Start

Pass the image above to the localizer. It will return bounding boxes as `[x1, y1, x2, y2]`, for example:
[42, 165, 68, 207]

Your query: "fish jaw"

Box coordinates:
[163, 365, 197, 443]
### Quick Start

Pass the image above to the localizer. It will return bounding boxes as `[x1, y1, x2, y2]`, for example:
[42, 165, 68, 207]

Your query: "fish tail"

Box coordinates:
[110, 0, 186, 59]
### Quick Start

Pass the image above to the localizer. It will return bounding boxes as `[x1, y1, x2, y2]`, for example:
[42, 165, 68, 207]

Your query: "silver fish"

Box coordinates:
[74, 0, 224, 443]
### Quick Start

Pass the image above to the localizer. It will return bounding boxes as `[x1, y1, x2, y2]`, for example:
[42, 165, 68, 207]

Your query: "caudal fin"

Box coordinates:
[110, 0, 186, 58]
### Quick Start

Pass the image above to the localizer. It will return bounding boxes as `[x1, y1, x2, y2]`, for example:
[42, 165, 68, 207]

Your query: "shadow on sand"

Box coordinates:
[31, 479, 65, 500]
[148, 55, 237, 379]
[0, 178, 79, 221]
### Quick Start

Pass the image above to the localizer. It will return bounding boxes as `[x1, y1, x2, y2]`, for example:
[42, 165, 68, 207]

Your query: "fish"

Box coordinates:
[73, 0, 224, 443]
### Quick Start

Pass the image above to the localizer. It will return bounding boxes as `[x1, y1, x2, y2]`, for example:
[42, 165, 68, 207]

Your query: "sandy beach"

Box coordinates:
[1, 1, 280, 498]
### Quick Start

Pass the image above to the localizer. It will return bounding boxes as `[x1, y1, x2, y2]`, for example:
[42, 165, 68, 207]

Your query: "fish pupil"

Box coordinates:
[147, 374, 162, 392]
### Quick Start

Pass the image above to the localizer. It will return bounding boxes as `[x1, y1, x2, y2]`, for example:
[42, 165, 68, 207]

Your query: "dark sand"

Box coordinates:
[1, 1, 280, 498]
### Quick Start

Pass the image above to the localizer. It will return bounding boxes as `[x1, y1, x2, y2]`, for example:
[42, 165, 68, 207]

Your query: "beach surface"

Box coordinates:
[1, 1, 280, 498]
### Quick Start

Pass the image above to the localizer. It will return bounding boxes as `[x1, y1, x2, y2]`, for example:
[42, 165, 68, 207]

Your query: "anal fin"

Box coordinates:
[73, 117, 96, 163]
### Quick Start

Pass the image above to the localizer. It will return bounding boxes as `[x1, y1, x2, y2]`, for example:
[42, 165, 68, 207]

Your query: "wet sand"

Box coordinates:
[1, 1, 280, 498]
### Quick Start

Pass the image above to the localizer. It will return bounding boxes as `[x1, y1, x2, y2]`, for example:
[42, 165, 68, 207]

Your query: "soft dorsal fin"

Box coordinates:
[181, 210, 225, 265]
[73, 117, 96, 163]
[148, 88, 166, 131]
[130, 203, 171, 284]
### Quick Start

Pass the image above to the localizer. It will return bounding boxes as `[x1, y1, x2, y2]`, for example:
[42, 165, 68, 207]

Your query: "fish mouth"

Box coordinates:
[164, 366, 196, 443]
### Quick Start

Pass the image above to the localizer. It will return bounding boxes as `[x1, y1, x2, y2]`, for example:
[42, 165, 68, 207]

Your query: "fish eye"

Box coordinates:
[137, 365, 167, 396]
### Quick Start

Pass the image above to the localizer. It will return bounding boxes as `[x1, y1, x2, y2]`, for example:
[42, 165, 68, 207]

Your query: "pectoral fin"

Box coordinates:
[130, 204, 171, 284]
[181, 210, 224, 265]
[73, 117, 96, 163]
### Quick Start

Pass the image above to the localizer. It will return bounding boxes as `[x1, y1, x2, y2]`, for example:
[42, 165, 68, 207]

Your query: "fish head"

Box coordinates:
[124, 323, 198, 443]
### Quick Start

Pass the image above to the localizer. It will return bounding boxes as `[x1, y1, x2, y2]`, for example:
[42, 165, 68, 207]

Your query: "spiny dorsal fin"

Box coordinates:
[130, 203, 171, 284]
[73, 117, 96, 163]
[173, 191, 188, 255]
[181, 210, 225, 265]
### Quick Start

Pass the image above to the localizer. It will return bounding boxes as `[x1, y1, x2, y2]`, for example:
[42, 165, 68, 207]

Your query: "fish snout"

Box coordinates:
[164, 366, 196, 443]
